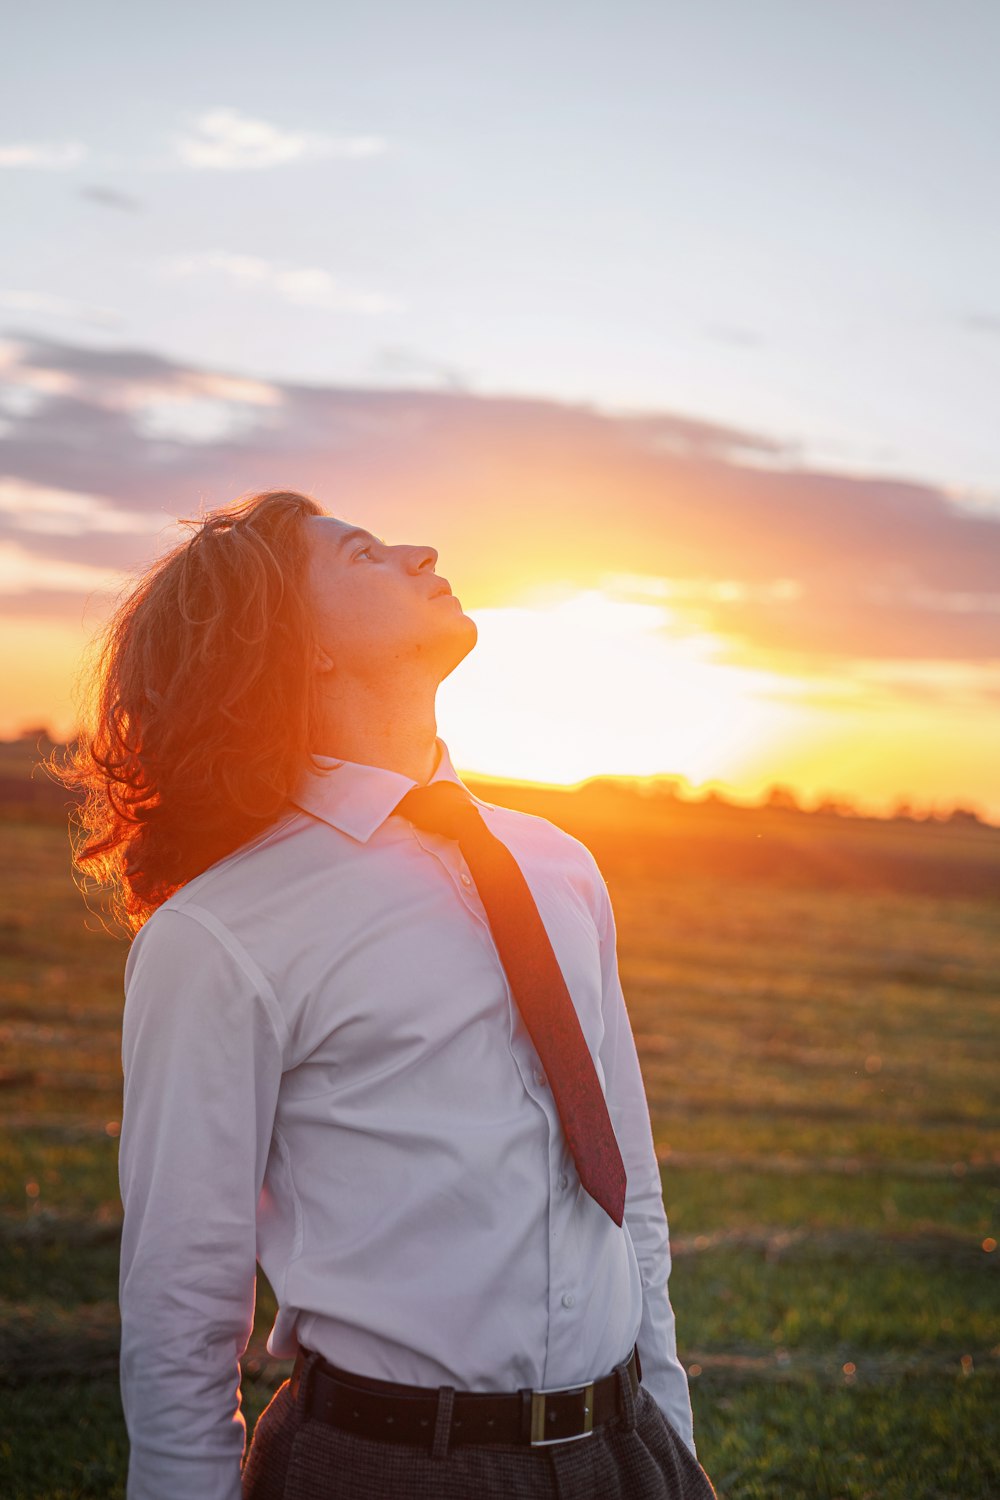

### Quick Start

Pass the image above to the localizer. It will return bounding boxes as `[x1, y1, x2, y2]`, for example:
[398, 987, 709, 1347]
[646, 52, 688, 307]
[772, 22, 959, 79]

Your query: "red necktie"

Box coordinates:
[392, 779, 627, 1226]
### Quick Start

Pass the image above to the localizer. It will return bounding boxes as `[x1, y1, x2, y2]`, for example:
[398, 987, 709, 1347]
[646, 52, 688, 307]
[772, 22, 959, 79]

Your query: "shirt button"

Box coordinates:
[561, 1293, 576, 1309]
[460, 873, 472, 886]
[559, 1173, 569, 1190]
[534, 1069, 547, 1087]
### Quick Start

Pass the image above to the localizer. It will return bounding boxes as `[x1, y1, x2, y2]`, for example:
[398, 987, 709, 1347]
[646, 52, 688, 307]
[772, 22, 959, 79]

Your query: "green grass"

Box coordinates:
[662, 1163, 998, 1237]
[1, 817, 998, 1498]
[677, 1244, 996, 1351]
[691, 1377, 998, 1500]
[0, 1132, 121, 1216]
[0, 1237, 121, 1306]
[0, 1383, 130, 1500]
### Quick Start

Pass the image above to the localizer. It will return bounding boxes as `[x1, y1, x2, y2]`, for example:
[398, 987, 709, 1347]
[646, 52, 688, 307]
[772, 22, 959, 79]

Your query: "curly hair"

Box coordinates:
[45, 488, 327, 935]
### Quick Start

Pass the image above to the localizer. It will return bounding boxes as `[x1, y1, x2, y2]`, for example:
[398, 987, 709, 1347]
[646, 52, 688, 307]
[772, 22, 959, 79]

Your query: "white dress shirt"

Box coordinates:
[118, 735, 696, 1500]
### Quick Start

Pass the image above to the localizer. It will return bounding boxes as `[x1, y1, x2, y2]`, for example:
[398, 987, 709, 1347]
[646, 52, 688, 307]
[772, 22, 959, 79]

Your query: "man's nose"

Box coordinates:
[405, 545, 438, 572]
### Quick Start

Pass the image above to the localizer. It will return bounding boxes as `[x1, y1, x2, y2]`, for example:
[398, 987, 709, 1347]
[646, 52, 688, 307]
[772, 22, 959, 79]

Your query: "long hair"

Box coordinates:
[46, 488, 327, 935]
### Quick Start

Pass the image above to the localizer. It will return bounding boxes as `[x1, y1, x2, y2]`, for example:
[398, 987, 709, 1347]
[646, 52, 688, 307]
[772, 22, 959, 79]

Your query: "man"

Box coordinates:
[63, 489, 716, 1498]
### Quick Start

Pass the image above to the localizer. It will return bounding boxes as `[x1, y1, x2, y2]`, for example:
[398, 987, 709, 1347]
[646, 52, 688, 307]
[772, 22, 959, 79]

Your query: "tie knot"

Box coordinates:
[393, 781, 481, 842]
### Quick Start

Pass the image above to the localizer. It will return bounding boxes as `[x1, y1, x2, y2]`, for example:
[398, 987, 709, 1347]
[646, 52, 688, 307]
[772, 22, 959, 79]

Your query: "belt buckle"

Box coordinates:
[529, 1379, 596, 1446]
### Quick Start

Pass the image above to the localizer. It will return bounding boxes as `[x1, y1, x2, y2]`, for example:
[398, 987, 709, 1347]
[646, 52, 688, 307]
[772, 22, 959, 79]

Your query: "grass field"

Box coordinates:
[0, 803, 997, 1499]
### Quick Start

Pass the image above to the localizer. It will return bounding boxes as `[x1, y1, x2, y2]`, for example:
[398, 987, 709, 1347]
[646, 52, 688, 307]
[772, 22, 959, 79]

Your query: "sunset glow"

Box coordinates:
[5, 547, 999, 823]
[440, 587, 802, 790]
[1, 5, 997, 826]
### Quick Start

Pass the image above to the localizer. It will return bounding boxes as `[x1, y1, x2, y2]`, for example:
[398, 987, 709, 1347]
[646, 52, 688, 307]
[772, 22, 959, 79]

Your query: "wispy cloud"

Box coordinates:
[600, 573, 803, 605]
[173, 108, 386, 170]
[0, 291, 121, 328]
[0, 331, 284, 448]
[80, 184, 143, 213]
[0, 538, 127, 596]
[163, 251, 394, 314]
[0, 479, 164, 538]
[372, 346, 473, 391]
[961, 311, 1000, 337]
[0, 141, 87, 169]
[0, 334, 283, 412]
[0, 333, 997, 693]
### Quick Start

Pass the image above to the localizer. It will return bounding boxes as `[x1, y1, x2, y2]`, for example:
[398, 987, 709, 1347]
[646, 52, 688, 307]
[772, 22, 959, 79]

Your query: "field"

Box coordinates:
[0, 787, 997, 1499]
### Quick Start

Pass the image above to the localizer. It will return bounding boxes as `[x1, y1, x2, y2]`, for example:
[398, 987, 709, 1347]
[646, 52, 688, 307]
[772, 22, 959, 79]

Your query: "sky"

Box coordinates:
[2, 1, 999, 819]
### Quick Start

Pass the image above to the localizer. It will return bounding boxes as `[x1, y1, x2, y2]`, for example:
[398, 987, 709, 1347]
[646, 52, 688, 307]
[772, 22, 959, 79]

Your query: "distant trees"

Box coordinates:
[1, 732, 992, 829]
[813, 795, 856, 818]
[945, 805, 984, 825]
[17, 725, 56, 749]
[762, 783, 801, 811]
[889, 797, 983, 825]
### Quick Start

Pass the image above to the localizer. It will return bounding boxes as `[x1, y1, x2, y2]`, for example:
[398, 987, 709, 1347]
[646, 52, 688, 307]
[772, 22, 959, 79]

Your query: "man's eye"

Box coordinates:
[355, 546, 374, 560]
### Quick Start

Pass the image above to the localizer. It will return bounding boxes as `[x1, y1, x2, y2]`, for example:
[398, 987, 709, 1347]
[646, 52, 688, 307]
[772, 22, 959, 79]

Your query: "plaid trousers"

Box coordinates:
[241, 1348, 718, 1500]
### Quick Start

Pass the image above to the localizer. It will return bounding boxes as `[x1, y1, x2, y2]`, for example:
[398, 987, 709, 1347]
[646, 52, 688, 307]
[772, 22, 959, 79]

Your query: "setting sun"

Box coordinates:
[439, 586, 804, 791]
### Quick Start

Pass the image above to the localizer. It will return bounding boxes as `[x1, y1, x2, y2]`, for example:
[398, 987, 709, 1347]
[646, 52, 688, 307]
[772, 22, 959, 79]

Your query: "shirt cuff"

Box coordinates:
[126, 1445, 244, 1500]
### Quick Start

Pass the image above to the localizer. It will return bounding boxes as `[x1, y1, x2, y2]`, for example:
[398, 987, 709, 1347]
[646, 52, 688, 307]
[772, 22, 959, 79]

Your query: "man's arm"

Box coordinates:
[590, 862, 698, 1460]
[118, 904, 285, 1500]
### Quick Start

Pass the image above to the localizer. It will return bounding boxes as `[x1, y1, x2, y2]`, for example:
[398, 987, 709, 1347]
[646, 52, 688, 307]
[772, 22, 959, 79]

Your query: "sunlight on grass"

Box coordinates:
[1, 817, 998, 1499]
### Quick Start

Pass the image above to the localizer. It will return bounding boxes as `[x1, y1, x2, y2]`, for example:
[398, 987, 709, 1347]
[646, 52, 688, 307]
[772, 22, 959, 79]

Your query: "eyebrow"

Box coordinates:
[335, 527, 384, 554]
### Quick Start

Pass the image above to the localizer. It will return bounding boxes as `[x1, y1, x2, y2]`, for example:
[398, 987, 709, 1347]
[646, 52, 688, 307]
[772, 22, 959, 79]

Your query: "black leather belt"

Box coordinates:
[290, 1344, 642, 1449]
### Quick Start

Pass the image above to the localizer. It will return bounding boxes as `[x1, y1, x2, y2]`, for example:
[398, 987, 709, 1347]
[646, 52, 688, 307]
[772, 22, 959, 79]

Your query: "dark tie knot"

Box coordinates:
[394, 781, 480, 843]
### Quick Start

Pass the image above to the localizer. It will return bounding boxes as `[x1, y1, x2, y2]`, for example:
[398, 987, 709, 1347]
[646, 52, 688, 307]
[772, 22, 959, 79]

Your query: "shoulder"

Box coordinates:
[125, 894, 289, 1053]
[483, 798, 596, 862]
[483, 800, 609, 920]
[126, 816, 311, 993]
[168, 808, 310, 906]
[138, 808, 327, 945]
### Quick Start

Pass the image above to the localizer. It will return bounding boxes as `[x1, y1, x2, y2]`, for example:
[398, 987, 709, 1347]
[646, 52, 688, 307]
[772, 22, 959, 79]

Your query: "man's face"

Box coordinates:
[304, 515, 477, 684]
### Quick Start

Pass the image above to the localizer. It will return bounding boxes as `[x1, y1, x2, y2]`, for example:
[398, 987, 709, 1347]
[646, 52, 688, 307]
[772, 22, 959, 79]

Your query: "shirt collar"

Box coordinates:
[291, 735, 492, 843]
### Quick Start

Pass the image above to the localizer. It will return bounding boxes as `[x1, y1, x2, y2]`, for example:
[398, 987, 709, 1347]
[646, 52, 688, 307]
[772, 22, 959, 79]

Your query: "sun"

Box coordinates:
[438, 587, 803, 789]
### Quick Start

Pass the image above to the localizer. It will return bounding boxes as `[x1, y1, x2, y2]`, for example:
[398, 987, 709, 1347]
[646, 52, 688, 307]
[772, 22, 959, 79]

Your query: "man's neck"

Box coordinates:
[310, 725, 442, 787]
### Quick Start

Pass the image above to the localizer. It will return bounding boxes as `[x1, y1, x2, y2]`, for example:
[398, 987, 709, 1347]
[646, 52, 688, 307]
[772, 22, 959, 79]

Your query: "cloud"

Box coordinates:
[600, 573, 803, 606]
[0, 332, 283, 414]
[0, 478, 167, 538]
[0, 537, 127, 597]
[163, 251, 393, 314]
[80, 184, 143, 213]
[0, 332, 997, 692]
[0, 141, 87, 169]
[960, 311, 1000, 337]
[372, 346, 473, 391]
[173, 108, 386, 170]
[0, 291, 121, 329]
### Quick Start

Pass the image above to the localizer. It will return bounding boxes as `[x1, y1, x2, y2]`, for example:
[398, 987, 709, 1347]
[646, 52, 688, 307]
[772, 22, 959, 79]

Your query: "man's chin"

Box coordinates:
[436, 617, 477, 680]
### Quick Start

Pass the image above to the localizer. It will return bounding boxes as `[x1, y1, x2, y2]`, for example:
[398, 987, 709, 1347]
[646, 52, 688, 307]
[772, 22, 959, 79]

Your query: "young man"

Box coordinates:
[61, 489, 717, 1499]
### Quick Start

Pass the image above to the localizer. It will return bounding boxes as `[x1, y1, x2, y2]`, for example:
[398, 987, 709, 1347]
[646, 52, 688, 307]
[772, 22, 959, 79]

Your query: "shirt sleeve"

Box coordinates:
[590, 863, 698, 1460]
[118, 903, 286, 1500]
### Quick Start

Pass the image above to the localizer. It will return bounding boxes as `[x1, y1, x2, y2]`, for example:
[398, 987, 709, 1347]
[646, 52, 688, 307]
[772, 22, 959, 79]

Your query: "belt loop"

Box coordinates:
[292, 1344, 322, 1417]
[430, 1385, 456, 1460]
[616, 1357, 638, 1433]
